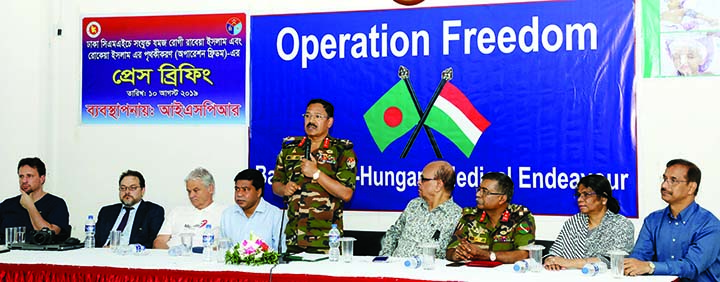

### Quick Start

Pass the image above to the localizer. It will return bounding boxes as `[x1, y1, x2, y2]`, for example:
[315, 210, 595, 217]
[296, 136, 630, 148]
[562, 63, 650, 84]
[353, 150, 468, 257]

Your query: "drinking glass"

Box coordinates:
[16, 226, 26, 244]
[216, 238, 233, 263]
[339, 237, 356, 263]
[180, 233, 193, 256]
[419, 242, 438, 270]
[109, 230, 122, 252]
[5, 227, 16, 247]
[608, 250, 628, 279]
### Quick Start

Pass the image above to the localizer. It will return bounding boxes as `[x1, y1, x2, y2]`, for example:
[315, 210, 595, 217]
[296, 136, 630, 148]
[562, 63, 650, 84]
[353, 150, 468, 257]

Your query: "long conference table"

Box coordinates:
[0, 248, 678, 282]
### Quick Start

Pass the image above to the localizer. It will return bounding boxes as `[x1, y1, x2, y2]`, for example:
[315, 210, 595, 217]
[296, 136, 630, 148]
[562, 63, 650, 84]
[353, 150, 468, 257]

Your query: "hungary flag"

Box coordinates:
[424, 82, 490, 157]
[364, 80, 421, 152]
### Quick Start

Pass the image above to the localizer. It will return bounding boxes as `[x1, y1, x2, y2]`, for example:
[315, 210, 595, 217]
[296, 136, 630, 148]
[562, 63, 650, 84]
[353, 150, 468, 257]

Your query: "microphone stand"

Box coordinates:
[269, 180, 293, 281]
[274, 137, 311, 269]
[276, 205, 289, 264]
[277, 137, 309, 264]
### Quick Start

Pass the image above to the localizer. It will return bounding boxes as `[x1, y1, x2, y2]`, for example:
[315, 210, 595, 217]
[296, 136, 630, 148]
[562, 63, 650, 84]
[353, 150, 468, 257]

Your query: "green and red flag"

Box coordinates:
[424, 82, 490, 157]
[363, 80, 421, 152]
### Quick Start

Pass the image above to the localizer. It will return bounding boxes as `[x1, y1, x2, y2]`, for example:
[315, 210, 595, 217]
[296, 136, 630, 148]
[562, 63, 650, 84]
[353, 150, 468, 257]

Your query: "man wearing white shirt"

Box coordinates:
[153, 167, 226, 249]
[94, 170, 164, 249]
[221, 169, 285, 252]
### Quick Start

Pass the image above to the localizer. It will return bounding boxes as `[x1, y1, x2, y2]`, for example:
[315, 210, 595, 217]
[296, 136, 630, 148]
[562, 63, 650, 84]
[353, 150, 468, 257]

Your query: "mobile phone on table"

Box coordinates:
[372, 256, 389, 263]
[446, 261, 465, 267]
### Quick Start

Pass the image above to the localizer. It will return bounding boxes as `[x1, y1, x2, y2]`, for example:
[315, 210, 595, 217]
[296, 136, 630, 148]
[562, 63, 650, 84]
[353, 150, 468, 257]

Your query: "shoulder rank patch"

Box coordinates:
[281, 136, 303, 148]
[332, 138, 354, 150]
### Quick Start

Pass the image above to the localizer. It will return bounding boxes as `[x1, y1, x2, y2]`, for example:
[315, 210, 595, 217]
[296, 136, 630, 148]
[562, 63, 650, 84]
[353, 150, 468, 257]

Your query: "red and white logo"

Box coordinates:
[86, 21, 101, 38]
[393, 0, 424, 5]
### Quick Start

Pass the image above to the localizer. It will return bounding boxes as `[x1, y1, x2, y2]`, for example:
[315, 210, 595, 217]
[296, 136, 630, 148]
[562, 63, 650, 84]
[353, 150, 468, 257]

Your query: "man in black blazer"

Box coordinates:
[94, 170, 164, 249]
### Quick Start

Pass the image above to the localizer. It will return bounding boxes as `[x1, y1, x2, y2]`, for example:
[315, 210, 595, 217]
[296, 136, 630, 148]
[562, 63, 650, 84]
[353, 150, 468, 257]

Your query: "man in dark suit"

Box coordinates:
[94, 170, 164, 249]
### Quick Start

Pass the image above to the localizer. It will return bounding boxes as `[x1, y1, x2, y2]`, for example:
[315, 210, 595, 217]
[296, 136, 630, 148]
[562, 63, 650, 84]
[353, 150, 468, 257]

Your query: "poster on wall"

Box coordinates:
[250, 0, 637, 217]
[81, 13, 248, 124]
[642, 0, 720, 77]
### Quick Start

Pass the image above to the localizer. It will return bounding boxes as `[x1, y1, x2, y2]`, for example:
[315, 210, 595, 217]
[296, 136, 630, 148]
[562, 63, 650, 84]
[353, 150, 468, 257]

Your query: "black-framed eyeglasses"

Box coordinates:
[119, 186, 140, 192]
[574, 191, 597, 199]
[476, 187, 504, 196]
[661, 177, 687, 186]
[302, 113, 328, 120]
[420, 176, 436, 183]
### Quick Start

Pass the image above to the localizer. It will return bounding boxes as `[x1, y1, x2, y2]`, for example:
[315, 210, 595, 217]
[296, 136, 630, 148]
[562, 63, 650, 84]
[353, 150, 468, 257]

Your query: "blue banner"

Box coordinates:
[82, 14, 247, 124]
[250, 0, 637, 217]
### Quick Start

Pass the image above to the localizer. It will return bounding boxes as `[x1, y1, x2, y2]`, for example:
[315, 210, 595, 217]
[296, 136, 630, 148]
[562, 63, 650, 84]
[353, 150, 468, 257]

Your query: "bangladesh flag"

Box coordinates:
[425, 82, 490, 157]
[363, 80, 421, 152]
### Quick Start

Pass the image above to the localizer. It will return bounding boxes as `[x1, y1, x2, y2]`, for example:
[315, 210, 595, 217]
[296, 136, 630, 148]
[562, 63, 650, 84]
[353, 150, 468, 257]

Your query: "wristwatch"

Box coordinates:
[312, 170, 321, 181]
[489, 251, 497, 262]
[648, 261, 655, 274]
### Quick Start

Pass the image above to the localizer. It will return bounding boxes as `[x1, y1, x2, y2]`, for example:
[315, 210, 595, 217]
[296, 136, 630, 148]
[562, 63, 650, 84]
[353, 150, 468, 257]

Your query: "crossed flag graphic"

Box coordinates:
[363, 66, 491, 158]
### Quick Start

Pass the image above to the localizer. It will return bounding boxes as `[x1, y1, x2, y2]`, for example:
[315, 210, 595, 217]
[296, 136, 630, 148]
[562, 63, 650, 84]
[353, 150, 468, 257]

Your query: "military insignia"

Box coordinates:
[517, 222, 531, 235]
[318, 154, 326, 164]
[479, 237, 487, 244]
[326, 149, 333, 154]
[499, 230, 507, 236]
[325, 155, 336, 164]
[479, 211, 486, 222]
[286, 155, 302, 161]
[346, 157, 356, 169]
[501, 210, 510, 222]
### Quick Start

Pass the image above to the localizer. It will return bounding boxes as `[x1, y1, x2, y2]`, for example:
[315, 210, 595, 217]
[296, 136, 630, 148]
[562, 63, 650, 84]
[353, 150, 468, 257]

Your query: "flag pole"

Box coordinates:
[398, 66, 442, 159]
[400, 67, 453, 158]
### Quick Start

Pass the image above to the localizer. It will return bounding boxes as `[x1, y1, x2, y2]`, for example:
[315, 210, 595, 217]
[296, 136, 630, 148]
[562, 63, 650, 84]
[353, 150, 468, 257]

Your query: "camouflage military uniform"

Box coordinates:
[447, 204, 535, 252]
[272, 136, 357, 253]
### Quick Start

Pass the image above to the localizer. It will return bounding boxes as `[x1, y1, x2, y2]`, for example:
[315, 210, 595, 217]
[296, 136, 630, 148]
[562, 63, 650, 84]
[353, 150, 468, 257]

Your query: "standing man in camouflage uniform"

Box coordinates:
[446, 172, 535, 264]
[271, 98, 357, 254]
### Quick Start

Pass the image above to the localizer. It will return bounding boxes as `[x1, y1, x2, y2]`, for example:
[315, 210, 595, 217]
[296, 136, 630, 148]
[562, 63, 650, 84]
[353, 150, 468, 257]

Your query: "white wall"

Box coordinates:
[1, 0, 719, 242]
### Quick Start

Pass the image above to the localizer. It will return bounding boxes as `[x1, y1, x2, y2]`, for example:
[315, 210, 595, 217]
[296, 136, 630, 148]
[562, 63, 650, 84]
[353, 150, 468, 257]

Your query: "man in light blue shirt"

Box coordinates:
[221, 169, 286, 252]
[625, 159, 720, 281]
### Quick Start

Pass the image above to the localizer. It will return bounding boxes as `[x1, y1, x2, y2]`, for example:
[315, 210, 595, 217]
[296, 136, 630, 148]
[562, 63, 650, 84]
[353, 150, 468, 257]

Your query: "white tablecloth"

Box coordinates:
[0, 248, 677, 282]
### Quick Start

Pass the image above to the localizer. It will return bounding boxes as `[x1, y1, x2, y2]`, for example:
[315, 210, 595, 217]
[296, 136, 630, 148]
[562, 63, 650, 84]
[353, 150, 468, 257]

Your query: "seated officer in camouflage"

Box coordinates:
[446, 172, 535, 264]
[271, 98, 357, 254]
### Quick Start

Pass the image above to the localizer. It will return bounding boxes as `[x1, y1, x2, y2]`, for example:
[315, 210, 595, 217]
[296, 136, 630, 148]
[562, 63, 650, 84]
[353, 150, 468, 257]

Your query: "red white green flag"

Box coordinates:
[424, 82, 490, 157]
[363, 80, 421, 152]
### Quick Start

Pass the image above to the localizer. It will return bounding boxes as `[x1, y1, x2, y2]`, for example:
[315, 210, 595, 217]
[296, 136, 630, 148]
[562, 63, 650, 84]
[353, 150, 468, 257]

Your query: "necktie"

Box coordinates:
[116, 206, 135, 232]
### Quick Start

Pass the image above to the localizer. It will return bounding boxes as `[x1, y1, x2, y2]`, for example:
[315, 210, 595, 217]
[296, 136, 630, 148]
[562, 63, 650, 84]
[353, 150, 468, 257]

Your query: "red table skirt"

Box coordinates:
[0, 263, 426, 282]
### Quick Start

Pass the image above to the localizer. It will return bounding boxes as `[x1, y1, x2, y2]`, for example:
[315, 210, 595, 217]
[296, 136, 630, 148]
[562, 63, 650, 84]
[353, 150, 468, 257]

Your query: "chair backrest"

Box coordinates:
[534, 239, 554, 257]
[342, 230, 386, 256]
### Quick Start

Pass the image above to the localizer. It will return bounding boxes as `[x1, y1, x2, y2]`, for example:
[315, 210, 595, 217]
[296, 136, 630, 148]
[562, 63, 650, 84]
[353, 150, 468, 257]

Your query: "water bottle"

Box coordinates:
[84, 215, 95, 248]
[119, 244, 146, 255]
[168, 245, 184, 256]
[404, 256, 423, 268]
[513, 259, 537, 273]
[328, 224, 341, 262]
[581, 262, 607, 276]
[202, 224, 215, 262]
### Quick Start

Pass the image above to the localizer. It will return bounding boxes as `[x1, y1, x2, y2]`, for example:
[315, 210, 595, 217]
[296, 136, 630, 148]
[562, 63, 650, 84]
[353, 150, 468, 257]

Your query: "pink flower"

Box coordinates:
[244, 246, 256, 255]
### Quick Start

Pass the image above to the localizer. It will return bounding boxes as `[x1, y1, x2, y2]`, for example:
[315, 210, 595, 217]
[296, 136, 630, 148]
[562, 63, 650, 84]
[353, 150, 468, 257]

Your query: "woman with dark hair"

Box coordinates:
[543, 175, 634, 270]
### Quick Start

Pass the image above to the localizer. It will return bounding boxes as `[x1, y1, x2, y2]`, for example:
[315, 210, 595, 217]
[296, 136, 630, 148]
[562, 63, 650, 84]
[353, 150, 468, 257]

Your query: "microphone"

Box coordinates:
[275, 206, 289, 264]
[432, 229, 440, 241]
[304, 138, 311, 160]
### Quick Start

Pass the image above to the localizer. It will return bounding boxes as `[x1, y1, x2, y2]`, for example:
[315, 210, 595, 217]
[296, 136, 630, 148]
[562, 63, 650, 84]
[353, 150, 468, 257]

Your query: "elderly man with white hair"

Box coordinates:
[667, 38, 712, 76]
[153, 167, 227, 249]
